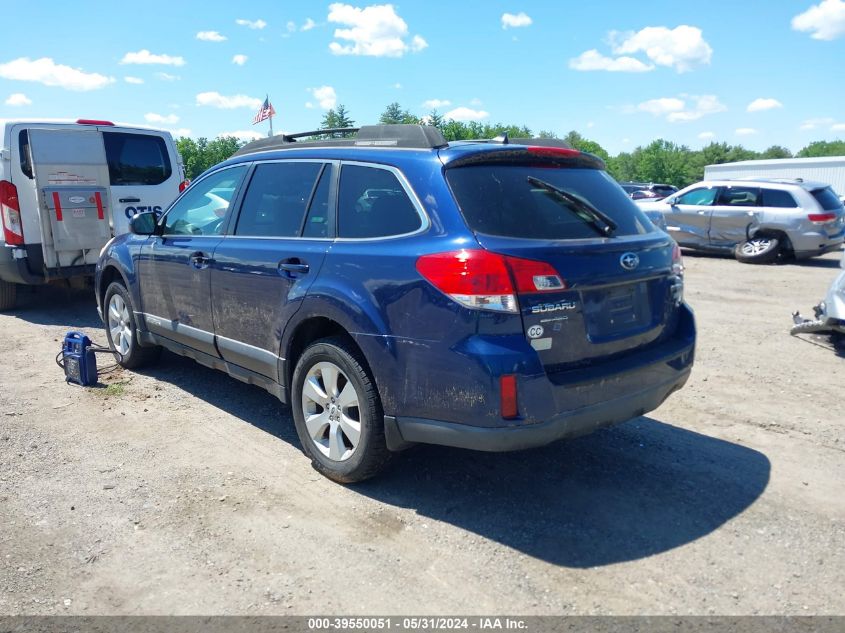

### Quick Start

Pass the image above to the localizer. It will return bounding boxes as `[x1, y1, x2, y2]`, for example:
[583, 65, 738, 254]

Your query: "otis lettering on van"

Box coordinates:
[125, 206, 163, 219]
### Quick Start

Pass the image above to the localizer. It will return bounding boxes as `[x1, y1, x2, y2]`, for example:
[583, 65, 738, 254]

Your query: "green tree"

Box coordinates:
[425, 109, 445, 129]
[537, 130, 558, 139]
[796, 140, 845, 157]
[631, 139, 696, 188]
[760, 145, 792, 159]
[176, 136, 245, 180]
[562, 130, 610, 161]
[320, 104, 355, 137]
[379, 102, 419, 125]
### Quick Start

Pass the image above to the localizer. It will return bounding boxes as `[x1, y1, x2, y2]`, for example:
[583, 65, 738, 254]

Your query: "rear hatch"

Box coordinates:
[810, 186, 845, 238]
[444, 148, 682, 371]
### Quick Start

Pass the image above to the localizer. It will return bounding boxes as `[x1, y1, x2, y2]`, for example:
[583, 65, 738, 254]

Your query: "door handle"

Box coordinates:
[119, 197, 141, 203]
[278, 259, 310, 275]
[190, 251, 211, 269]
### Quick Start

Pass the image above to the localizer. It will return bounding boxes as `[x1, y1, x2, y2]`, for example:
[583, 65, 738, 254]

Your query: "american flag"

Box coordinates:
[252, 97, 276, 125]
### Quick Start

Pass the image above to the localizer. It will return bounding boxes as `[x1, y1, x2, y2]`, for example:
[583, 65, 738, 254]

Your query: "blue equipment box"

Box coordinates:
[63, 331, 98, 386]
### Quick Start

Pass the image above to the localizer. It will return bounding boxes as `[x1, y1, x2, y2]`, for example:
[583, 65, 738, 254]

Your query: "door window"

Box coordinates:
[675, 187, 719, 206]
[103, 132, 172, 185]
[235, 162, 323, 237]
[716, 186, 760, 207]
[760, 188, 798, 208]
[303, 166, 332, 238]
[338, 165, 422, 238]
[162, 165, 247, 236]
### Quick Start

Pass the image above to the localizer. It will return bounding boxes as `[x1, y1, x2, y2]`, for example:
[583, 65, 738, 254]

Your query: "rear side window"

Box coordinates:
[18, 130, 33, 179]
[716, 186, 760, 206]
[760, 188, 798, 208]
[235, 162, 323, 237]
[103, 132, 172, 186]
[338, 165, 421, 238]
[446, 166, 650, 240]
[811, 187, 843, 211]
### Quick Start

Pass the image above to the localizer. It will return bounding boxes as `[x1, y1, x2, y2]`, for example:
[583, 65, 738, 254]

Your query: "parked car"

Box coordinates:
[620, 182, 678, 201]
[95, 124, 695, 482]
[791, 246, 845, 354]
[0, 119, 187, 310]
[638, 178, 845, 263]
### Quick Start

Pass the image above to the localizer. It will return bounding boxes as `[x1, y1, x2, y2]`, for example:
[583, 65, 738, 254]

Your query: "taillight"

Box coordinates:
[671, 243, 684, 276]
[808, 213, 836, 224]
[179, 179, 191, 192]
[415, 249, 566, 313]
[0, 180, 24, 246]
[500, 374, 518, 419]
[526, 146, 581, 158]
[76, 119, 114, 126]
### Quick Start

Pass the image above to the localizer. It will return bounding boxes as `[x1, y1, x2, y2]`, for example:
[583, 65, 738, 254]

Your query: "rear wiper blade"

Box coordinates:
[527, 176, 617, 237]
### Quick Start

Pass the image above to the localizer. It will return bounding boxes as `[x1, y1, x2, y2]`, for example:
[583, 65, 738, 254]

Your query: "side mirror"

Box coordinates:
[129, 211, 158, 236]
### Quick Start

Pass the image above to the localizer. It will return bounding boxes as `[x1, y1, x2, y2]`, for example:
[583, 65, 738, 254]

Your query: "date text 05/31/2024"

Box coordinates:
[307, 617, 528, 630]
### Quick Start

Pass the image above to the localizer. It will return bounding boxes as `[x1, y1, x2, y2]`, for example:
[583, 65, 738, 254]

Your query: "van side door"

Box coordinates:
[210, 161, 334, 381]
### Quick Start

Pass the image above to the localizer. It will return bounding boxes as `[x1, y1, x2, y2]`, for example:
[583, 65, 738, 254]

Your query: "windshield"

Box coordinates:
[446, 166, 653, 240]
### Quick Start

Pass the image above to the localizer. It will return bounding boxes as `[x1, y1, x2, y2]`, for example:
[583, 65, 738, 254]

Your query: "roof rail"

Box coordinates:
[234, 124, 448, 156]
[458, 136, 574, 150]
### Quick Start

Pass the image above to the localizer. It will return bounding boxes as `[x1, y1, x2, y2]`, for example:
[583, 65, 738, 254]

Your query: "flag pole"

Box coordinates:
[268, 94, 274, 137]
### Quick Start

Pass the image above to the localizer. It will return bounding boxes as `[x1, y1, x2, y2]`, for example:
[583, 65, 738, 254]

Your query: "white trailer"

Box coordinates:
[704, 156, 845, 196]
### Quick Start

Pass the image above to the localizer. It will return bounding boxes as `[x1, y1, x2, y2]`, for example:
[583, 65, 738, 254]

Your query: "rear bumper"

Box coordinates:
[0, 244, 95, 284]
[790, 227, 844, 258]
[386, 366, 690, 451]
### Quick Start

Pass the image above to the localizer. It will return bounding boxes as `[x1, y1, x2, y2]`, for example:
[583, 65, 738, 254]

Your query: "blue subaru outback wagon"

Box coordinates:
[95, 124, 695, 482]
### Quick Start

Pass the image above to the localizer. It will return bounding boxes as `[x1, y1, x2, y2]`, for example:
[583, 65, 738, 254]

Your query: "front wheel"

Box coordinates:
[103, 282, 161, 369]
[291, 337, 392, 483]
[734, 236, 780, 264]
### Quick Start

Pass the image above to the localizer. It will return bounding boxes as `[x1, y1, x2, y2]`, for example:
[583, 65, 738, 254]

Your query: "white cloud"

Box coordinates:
[569, 49, 654, 72]
[287, 21, 297, 32]
[611, 25, 713, 72]
[196, 31, 227, 42]
[124, 76, 144, 84]
[235, 18, 267, 30]
[144, 113, 179, 124]
[219, 130, 264, 141]
[735, 128, 758, 136]
[800, 117, 835, 130]
[327, 3, 427, 57]
[444, 106, 489, 122]
[196, 91, 263, 110]
[305, 102, 315, 109]
[0, 57, 114, 91]
[637, 95, 726, 122]
[232, 54, 248, 66]
[792, 0, 845, 40]
[831, 122, 845, 131]
[698, 131, 715, 140]
[156, 72, 180, 81]
[121, 49, 185, 66]
[501, 12, 532, 29]
[302, 18, 317, 31]
[747, 98, 783, 112]
[393, 82, 402, 89]
[309, 85, 337, 109]
[586, 121, 595, 128]
[423, 99, 451, 109]
[4, 93, 31, 106]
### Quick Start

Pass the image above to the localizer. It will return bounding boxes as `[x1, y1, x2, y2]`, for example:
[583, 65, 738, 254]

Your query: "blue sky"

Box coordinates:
[1, 0, 844, 155]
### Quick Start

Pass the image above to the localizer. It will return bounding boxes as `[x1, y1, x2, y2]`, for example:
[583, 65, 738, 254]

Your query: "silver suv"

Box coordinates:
[639, 178, 845, 263]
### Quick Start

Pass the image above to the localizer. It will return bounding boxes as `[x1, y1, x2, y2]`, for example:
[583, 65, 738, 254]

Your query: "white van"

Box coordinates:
[0, 119, 186, 310]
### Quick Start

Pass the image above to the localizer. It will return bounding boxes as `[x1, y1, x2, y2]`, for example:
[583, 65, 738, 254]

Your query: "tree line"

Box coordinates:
[176, 102, 845, 184]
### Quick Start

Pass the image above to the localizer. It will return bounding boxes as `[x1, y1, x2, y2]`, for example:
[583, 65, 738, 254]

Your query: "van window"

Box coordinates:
[760, 188, 797, 208]
[162, 166, 246, 236]
[235, 162, 323, 237]
[18, 130, 33, 179]
[103, 132, 172, 186]
[338, 165, 421, 238]
[447, 166, 649, 240]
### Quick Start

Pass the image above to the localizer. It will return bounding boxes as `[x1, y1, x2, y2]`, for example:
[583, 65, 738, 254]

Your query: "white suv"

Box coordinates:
[639, 178, 845, 263]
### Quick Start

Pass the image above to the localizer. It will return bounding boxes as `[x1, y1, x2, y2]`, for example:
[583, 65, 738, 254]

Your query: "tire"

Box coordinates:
[0, 280, 17, 311]
[103, 281, 161, 369]
[291, 337, 392, 483]
[734, 236, 780, 264]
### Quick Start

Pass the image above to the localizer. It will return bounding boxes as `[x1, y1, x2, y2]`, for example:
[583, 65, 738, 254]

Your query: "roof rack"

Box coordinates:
[234, 124, 449, 156]
[457, 135, 575, 150]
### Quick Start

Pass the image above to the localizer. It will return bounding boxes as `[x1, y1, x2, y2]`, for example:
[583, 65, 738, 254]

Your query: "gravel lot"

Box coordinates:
[0, 250, 843, 615]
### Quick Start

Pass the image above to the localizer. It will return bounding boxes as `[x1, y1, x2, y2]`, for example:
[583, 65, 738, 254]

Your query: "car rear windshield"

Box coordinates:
[811, 187, 843, 211]
[446, 166, 652, 239]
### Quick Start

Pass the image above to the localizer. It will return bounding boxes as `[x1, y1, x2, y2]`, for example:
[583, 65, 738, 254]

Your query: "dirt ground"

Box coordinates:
[0, 250, 843, 616]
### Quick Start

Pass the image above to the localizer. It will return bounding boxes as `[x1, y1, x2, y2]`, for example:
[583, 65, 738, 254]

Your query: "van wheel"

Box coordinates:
[0, 280, 17, 311]
[734, 237, 780, 264]
[291, 337, 392, 483]
[103, 282, 161, 369]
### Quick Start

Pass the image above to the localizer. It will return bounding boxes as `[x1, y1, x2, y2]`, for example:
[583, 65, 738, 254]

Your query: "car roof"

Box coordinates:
[691, 179, 830, 191]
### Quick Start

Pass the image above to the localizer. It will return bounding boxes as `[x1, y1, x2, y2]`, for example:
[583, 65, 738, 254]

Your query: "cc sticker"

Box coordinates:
[527, 325, 544, 339]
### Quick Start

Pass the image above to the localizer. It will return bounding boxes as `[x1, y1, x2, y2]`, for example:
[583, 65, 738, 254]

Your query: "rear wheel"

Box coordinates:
[0, 280, 16, 311]
[734, 236, 780, 264]
[103, 282, 161, 369]
[291, 337, 392, 483]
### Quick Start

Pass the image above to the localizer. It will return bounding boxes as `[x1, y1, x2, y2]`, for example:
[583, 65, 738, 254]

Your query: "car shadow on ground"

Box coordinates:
[354, 417, 771, 568]
[5, 284, 102, 329]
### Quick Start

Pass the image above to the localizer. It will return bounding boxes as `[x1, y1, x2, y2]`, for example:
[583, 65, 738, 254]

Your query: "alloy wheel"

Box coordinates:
[300, 361, 362, 462]
[107, 293, 133, 357]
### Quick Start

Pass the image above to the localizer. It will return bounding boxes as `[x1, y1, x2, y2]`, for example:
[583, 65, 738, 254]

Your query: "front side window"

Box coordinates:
[716, 186, 760, 207]
[103, 132, 172, 186]
[162, 166, 247, 236]
[338, 165, 422, 238]
[761, 188, 798, 208]
[235, 162, 323, 237]
[676, 187, 719, 206]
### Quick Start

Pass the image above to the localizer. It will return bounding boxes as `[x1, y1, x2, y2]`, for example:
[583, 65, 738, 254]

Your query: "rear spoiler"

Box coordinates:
[443, 146, 606, 171]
